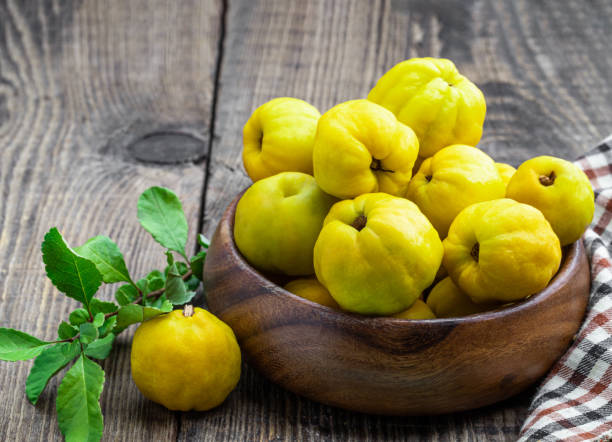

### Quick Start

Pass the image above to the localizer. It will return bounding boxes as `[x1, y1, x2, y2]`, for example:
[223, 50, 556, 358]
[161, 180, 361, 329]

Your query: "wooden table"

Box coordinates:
[1, 1, 611, 440]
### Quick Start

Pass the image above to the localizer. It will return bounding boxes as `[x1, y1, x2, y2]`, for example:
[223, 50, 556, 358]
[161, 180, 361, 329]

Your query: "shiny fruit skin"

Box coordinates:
[234, 172, 336, 275]
[368, 57, 486, 157]
[131, 308, 241, 411]
[427, 276, 498, 318]
[242, 97, 320, 181]
[406, 145, 505, 238]
[313, 99, 418, 199]
[506, 156, 594, 246]
[443, 198, 561, 304]
[495, 162, 516, 191]
[284, 278, 340, 310]
[392, 299, 436, 319]
[314, 193, 443, 315]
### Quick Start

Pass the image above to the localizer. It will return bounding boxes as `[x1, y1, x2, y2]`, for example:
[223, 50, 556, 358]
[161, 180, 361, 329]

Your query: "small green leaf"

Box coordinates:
[137, 187, 189, 255]
[0, 328, 51, 361]
[197, 233, 210, 249]
[92, 313, 105, 328]
[165, 263, 195, 305]
[58, 322, 79, 340]
[190, 249, 207, 280]
[57, 355, 104, 442]
[147, 277, 164, 292]
[79, 323, 98, 345]
[115, 285, 138, 305]
[89, 299, 119, 315]
[115, 303, 170, 331]
[84, 334, 115, 360]
[98, 317, 117, 338]
[74, 236, 133, 285]
[41, 228, 102, 309]
[69, 309, 90, 326]
[26, 341, 80, 404]
[136, 278, 150, 296]
[166, 251, 175, 266]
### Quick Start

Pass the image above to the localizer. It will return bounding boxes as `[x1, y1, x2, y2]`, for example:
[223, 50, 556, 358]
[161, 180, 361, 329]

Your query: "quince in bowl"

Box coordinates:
[203, 193, 590, 416]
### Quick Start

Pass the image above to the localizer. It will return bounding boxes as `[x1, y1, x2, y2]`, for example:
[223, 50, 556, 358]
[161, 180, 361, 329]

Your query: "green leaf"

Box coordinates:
[69, 309, 90, 326]
[0, 328, 51, 361]
[197, 233, 210, 249]
[84, 334, 115, 360]
[92, 313, 105, 328]
[136, 278, 150, 296]
[79, 323, 98, 345]
[89, 299, 118, 315]
[57, 355, 104, 442]
[26, 341, 80, 405]
[98, 317, 117, 338]
[190, 249, 207, 280]
[166, 251, 175, 266]
[137, 187, 188, 255]
[148, 277, 164, 292]
[41, 228, 102, 309]
[115, 284, 139, 305]
[165, 263, 195, 305]
[114, 303, 171, 331]
[74, 236, 133, 285]
[58, 322, 79, 340]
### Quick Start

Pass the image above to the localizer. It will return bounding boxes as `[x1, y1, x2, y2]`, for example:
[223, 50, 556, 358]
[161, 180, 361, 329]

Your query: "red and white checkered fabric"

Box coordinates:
[520, 136, 612, 441]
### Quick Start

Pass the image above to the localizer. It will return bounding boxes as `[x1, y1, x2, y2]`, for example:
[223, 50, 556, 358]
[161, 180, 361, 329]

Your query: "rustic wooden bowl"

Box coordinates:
[204, 193, 590, 416]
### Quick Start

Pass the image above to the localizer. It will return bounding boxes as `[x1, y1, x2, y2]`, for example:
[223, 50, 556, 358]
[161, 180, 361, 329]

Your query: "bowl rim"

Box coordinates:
[222, 190, 587, 328]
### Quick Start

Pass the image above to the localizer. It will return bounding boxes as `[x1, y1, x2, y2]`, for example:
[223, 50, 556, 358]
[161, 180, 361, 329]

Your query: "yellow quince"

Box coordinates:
[443, 199, 561, 304]
[284, 278, 340, 310]
[392, 299, 436, 320]
[426, 277, 498, 318]
[506, 156, 594, 246]
[131, 306, 241, 411]
[406, 145, 505, 238]
[495, 162, 516, 190]
[314, 193, 443, 315]
[368, 57, 486, 157]
[242, 97, 320, 181]
[234, 172, 336, 275]
[312, 100, 419, 199]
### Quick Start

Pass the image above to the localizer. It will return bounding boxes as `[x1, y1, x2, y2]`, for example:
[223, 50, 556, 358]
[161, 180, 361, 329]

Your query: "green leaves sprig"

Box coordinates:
[0, 186, 210, 442]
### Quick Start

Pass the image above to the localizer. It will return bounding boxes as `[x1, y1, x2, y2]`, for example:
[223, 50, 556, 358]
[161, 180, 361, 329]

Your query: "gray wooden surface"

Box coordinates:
[1, 0, 611, 440]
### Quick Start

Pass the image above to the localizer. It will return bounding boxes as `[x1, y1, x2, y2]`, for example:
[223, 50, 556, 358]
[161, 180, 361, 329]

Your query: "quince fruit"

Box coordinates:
[406, 145, 505, 238]
[426, 276, 498, 318]
[506, 156, 594, 246]
[368, 57, 486, 157]
[443, 199, 561, 304]
[234, 172, 336, 275]
[131, 306, 241, 411]
[242, 97, 320, 181]
[284, 278, 340, 310]
[495, 162, 516, 190]
[392, 299, 436, 320]
[312, 99, 419, 199]
[314, 193, 443, 315]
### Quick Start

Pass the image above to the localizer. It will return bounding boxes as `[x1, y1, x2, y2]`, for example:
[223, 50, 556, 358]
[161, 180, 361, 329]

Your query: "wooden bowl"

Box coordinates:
[204, 193, 590, 415]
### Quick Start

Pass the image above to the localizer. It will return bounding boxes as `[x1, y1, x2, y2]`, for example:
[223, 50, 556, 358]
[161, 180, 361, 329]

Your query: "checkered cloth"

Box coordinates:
[519, 135, 612, 442]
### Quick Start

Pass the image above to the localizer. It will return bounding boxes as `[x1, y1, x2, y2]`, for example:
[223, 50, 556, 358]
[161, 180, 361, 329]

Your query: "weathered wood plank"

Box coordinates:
[192, 0, 612, 441]
[0, 0, 221, 440]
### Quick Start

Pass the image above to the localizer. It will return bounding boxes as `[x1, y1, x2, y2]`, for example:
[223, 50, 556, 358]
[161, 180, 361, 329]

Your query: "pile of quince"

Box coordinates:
[234, 57, 595, 319]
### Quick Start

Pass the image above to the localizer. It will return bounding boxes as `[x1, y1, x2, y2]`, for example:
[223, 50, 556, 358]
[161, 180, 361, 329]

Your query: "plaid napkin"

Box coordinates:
[519, 135, 612, 442]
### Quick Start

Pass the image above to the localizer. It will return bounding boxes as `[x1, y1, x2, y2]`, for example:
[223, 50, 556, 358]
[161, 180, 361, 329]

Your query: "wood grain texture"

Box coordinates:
[195, 0, 612, 441]
[1, 0, 611, 441]
[0, 0, 220, 440]
[204, 194, 590, 415]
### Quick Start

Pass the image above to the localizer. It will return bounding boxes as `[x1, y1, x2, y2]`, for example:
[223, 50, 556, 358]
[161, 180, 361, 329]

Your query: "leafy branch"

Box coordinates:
[0, 186, 210, 442]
